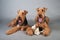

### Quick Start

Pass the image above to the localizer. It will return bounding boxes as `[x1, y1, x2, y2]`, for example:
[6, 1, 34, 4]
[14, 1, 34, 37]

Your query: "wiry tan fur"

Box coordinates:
[35, 7, 50, 36]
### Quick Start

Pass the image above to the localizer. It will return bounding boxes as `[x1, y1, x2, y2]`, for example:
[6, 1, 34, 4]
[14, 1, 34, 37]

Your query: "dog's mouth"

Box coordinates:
[38, 18, 43, 23]
[38, 14, 44, 22]
[16, 16, 22, 24]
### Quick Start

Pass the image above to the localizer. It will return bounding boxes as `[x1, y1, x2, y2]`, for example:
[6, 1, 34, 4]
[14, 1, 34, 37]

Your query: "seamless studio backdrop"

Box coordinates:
[0, 0, 60, 40]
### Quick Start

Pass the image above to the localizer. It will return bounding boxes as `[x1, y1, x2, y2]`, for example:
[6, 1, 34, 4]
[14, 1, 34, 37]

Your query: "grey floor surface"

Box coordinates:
[0, 19, 60, 40]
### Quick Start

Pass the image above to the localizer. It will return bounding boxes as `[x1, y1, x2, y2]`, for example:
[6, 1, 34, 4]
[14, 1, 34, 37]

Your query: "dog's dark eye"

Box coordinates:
[37, 10, 39, 12]
[22, 12, 24, 15]
[42, 9, 44, 12]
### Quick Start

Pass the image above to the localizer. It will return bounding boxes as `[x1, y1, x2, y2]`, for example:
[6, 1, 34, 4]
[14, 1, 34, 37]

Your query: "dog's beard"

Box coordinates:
[38, 14, 45, 23]
[16, 17, 22, 25]
[38, 18, 42, 22]
[18, 20, 22, 23]
[17, 19, 22, 25]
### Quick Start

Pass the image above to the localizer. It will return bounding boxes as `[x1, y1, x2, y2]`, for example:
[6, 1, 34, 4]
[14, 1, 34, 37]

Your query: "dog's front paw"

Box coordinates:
[26, 27, 33, 36]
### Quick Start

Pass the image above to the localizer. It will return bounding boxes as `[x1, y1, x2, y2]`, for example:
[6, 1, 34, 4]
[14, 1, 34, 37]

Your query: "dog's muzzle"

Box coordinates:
[39, 15, 42, 18]
[38, 14, 45, 23]
[16, 16, 22, 25]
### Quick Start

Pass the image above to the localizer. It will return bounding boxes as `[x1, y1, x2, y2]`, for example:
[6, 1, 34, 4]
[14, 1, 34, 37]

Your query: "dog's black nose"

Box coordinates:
[39, 15, 42, 18]
[18, 16, 21, 19]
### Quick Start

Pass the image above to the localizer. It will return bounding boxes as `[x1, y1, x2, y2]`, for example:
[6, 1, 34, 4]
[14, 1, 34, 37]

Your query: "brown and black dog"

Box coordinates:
[35, 7, 50, 36]
[6, 10, 29, 35]
[26, 7, 51, 36]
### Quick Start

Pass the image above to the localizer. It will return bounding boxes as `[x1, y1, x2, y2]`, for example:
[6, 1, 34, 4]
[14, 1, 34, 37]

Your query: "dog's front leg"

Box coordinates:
[6, 26, 20, 35]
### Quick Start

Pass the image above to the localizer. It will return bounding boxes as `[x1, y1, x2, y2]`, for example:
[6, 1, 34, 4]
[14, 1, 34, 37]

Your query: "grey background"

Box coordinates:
[0, 0, 60, 40]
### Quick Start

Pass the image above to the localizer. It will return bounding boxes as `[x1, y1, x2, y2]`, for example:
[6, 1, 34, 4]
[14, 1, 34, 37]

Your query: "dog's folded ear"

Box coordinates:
[36, 8, 39, 12]
[24, 10, 28, 15]
[43, 7, 48, 11]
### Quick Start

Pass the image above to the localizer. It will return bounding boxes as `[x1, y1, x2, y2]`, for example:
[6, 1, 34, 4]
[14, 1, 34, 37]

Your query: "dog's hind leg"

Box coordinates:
[42, 23, 51, 36]
[8, 18, 17, 27]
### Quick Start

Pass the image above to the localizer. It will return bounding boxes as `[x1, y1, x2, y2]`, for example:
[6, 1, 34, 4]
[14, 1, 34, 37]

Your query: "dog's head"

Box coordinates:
[16, 10, 28, 24]
[36, 7, 47, 19]
[17, 10, 28, 17]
